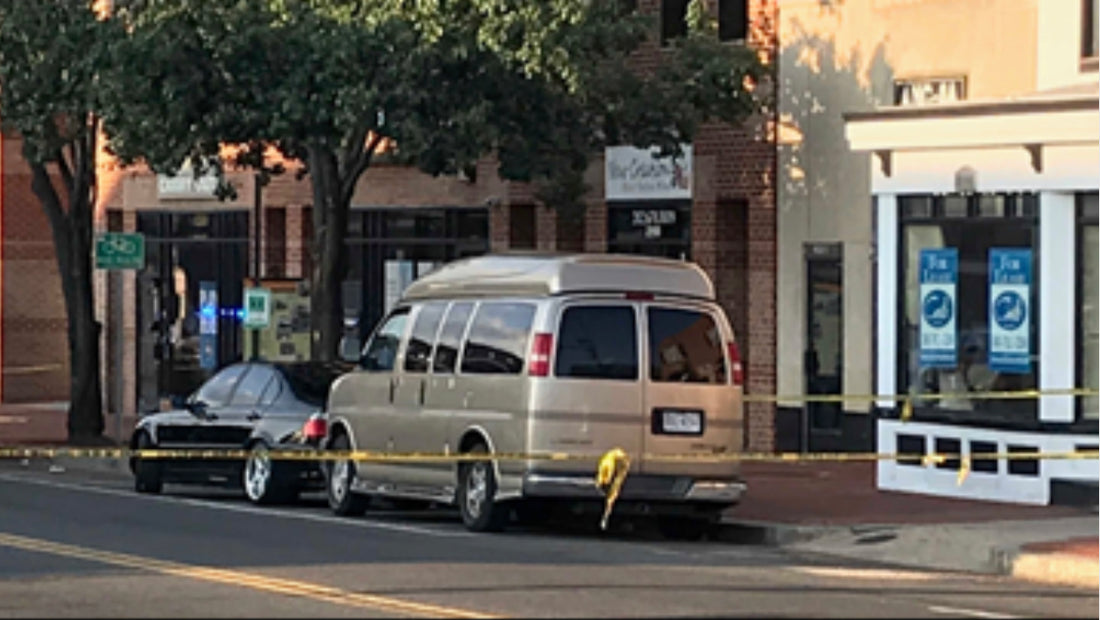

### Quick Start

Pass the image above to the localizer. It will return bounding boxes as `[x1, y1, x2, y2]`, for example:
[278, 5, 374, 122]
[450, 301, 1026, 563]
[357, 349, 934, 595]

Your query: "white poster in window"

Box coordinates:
[384, 260, 415, 315]
[988, 248, 1031, 374]
[605, 144, 692, 201]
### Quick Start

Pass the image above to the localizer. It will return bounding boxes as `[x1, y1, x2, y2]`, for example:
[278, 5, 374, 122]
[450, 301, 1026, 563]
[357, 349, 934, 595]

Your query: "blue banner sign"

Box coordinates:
[199, 281, 218, 370]
[988, 248, 1031, 374]
[919, 248, 958, 368]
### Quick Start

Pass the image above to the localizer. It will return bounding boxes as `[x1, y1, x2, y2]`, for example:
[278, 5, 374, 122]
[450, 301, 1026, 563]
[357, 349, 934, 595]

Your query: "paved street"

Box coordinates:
[0, 462, 1094, 619]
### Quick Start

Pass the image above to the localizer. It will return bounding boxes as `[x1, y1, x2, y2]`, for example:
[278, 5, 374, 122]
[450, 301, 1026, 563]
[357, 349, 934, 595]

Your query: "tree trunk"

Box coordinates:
[307, 146, 350, 362]
[28, 153, 104, 443]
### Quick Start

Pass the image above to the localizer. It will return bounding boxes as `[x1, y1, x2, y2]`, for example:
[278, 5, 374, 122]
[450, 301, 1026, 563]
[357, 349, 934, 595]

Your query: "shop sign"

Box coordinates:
[631, 208, 678, 239]
[243, 287, 272, 329]
[988, 248, 1031, 374]
[919, 248, 958, 368]
[199, 281, 218, 370]
[157, 173, 218, 200]
[605, 145, 692, 201]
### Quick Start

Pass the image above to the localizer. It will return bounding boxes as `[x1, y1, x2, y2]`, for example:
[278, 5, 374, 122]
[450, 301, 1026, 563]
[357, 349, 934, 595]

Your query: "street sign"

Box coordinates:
[95, 233, 145, 270]
[243, 287, 271, 329]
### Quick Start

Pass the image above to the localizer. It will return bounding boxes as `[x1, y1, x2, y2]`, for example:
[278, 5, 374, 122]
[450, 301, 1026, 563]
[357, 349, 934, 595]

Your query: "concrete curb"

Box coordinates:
[992, 546, 1100, 590]
[713, 518, 837, 546]
[39, 455, 130, 477]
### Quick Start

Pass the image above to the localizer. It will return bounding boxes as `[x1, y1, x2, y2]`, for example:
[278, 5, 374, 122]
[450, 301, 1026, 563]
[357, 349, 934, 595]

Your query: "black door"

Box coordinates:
[804, 244, 843, 451]
[136, 211, 248, 412]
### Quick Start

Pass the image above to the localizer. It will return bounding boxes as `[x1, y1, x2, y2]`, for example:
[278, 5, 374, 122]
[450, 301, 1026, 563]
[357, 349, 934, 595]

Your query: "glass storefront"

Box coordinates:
[607, 202, 691, 259]
[344, 207, 489, 346]
[1079, 192, 1099, 421]
[898, 193, 1039, 421]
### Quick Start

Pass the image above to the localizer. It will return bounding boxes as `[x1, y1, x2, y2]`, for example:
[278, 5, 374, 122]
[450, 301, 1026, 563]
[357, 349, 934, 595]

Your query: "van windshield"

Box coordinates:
[555, 305, 638, 380]
[647, 307, 727, 384]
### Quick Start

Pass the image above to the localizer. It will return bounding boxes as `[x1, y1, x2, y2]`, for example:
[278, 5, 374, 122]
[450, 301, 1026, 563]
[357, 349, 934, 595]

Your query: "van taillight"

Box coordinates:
[301, 413, 327, 441]
[529, 332, 553, 377]
[727, 342, 744, 386]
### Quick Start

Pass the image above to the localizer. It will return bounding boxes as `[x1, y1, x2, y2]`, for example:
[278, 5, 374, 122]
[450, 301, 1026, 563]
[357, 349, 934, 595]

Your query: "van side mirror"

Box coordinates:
[338, 335, 360, 364]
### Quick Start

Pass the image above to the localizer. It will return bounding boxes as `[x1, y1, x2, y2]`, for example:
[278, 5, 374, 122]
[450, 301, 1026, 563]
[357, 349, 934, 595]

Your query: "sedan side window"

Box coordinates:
[362, 310, 410, 372]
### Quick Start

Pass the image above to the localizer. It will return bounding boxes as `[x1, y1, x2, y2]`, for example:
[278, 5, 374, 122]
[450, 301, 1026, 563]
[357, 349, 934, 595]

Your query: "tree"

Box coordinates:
[102, 0, 768, 361]
[0, 0, 124, 443]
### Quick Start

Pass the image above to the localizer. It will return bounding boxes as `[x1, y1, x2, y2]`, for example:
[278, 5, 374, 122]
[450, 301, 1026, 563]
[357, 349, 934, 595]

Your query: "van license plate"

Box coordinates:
[660, 410, 703, 435]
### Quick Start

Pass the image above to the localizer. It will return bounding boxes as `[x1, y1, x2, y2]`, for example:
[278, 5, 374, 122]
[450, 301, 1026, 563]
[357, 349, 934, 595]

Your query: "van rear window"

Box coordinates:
[461, 302, 536, 375]
[555, 306, 638, 380]
[647, 307, 727, 384]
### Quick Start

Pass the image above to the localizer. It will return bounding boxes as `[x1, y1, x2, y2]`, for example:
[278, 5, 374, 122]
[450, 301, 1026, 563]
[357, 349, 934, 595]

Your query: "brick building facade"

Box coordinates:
[1, 0, 779, 450]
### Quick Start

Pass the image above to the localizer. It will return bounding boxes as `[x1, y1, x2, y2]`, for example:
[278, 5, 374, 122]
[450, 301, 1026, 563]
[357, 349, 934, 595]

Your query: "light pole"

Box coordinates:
[252, 172, 262, 361]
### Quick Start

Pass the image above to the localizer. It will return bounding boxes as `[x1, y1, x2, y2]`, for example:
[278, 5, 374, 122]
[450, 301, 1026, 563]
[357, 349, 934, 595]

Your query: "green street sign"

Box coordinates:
[243, 287, 271, 329]
[95, 233, 145, 270]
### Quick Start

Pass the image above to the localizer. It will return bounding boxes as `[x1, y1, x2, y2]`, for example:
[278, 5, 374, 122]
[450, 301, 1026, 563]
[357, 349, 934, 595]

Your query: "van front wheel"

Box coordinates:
[457, 444, 509, 533]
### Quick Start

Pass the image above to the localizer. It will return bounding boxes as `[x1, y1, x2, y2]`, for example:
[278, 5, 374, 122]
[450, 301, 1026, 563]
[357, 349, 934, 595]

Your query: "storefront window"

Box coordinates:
[607, 202, 691, 260]
[1079, 193, 1099, 421]
[898, 194, 1039, 421]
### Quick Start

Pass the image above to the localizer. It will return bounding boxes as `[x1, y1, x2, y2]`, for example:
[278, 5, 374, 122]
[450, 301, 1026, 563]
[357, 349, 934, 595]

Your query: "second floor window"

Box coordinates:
[893, 77, 966, 107]
[1083, 0, 1098, 66]
[718, 0, 748, 41]
[661, 0, 689, 45]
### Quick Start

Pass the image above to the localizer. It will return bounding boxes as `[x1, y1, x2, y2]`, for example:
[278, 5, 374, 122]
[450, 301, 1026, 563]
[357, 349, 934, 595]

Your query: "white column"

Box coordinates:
[1039, 191, 1076, 422]
[876, 194, 898, 408]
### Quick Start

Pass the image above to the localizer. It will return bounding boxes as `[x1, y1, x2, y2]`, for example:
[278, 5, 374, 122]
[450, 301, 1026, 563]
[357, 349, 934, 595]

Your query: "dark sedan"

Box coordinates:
[128, 361, 350, 504]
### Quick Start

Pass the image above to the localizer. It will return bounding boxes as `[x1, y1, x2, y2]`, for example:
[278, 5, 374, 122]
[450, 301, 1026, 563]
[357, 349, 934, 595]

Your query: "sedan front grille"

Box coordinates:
[155, 425, 252, 446]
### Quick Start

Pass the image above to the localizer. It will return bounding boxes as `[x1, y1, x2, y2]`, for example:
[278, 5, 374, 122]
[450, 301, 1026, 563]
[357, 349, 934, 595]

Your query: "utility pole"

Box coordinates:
[252, 172, 262, 361]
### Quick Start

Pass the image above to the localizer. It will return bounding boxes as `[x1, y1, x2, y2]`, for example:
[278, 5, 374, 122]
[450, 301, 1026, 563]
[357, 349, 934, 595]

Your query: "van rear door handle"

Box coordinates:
[418, 380, 426, 405]
[389, 377, 398, 403]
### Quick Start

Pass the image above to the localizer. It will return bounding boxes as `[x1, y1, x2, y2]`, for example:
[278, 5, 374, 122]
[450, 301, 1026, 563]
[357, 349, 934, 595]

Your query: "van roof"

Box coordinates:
[401, 253, 715, 302]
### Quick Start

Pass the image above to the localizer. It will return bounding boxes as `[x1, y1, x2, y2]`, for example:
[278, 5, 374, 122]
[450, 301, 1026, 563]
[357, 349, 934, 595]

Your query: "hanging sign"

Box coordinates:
[919, 248, 958, 368]
[988, 248, 1031, 374]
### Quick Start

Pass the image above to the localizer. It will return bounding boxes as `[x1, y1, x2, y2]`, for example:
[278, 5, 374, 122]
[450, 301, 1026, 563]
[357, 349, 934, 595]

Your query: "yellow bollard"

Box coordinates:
[595, 448, 630, 531]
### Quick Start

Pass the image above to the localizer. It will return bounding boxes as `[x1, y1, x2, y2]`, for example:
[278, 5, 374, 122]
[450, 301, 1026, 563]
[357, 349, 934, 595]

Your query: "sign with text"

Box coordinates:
[988, 248, 1031, 374]
[243, 287, 272, 329]
[919, 248, 958, 368]
[605, 144, 692, 201]
[94, 233, 144, 270]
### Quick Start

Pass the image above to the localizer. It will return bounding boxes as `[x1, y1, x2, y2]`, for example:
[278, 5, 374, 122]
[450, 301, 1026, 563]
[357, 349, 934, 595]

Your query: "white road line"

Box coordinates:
[0, 472, 474, 539]
[927, 604, 1021, 619]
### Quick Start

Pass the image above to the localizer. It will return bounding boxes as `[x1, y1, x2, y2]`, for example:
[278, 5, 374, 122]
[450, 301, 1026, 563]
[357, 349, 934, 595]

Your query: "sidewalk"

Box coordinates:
[2, 402, 1097, 588]
[722, 461, 1098, 589]
[0, 402, 136, 446]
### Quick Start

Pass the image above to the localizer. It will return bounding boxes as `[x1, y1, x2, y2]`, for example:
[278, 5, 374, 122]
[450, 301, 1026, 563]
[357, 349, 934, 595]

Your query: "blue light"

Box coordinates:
[198, 306, 217, 319]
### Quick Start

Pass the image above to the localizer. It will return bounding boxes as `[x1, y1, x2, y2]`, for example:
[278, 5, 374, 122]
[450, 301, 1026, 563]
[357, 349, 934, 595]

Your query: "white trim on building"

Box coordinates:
[846, 90, 1099, 505]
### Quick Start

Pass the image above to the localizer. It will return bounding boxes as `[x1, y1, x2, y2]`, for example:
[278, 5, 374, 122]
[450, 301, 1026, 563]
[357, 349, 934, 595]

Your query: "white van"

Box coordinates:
[323, 253, 746, 535]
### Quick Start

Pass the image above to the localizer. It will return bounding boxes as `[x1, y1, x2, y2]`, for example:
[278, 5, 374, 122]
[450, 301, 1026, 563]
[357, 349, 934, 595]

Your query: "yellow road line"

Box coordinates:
[0, 532, 500, 619]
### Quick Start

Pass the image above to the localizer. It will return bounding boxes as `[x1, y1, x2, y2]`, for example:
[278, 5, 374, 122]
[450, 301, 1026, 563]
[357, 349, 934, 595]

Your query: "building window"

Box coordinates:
[1084, 0, 1099, 67]
[898, 194, 1039, 424]
[1078, 192, 1099, 421]
[264, 207, 286, 279]
[893, 77, 967, 106]
[718, 0, 748, 41]
[661, 0, 689, 45]
[607, 202, 691, 260]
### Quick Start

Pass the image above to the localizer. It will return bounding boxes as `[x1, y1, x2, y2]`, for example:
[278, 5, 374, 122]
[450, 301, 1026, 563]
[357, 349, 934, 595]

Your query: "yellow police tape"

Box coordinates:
[1, 446, 1095, 529]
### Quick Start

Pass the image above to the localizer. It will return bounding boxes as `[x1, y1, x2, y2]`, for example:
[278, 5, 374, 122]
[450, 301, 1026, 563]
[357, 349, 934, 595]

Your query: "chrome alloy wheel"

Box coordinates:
[244, 445, 272, 502]
[464, 462, 489, 520]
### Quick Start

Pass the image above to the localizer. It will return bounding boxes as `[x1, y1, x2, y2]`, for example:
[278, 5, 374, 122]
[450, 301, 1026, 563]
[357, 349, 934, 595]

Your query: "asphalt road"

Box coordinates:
[0, 461, 1094, 619]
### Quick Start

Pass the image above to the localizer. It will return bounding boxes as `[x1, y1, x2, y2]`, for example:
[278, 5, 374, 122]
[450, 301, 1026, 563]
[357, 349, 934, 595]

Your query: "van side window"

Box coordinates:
[647, 307, 727, 384]
[461, 302, 536, 375]
[555, 306, 638, 380]
[432, 302, 475, 373]
[404, 303, 447, 373]
[361, 309, 409, 372]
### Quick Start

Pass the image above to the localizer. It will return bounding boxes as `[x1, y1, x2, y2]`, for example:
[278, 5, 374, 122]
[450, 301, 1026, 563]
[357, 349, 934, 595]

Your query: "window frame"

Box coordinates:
[404, 302, 449, 374]
[895, 193, 1042, 428]
[432, 301, 477, 375]
[458, 300, 538, 376]
[717, 0, 748, 43]
[645, 304, 729, 385]
[360, 307, 411, 373]
[660, 0, 689, 46]
[552, 302, 641, 382]
[1076, 193, 1099, 423]
[1083, 0, 1099, 71]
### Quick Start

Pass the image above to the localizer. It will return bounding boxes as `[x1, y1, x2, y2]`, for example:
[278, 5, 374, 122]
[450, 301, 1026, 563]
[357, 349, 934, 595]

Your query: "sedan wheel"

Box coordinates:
[243, 442, 295, 505]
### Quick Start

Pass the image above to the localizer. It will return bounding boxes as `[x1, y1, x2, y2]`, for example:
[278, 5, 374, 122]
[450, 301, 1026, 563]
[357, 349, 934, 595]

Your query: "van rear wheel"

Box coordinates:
[326, 433, 370, 517]
[457, 443, 509, 533]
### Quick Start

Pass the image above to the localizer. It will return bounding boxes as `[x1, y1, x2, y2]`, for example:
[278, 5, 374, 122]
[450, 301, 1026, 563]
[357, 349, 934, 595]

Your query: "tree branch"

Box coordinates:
[340, 132, 383, 206]
[55, 148, 74, 201]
